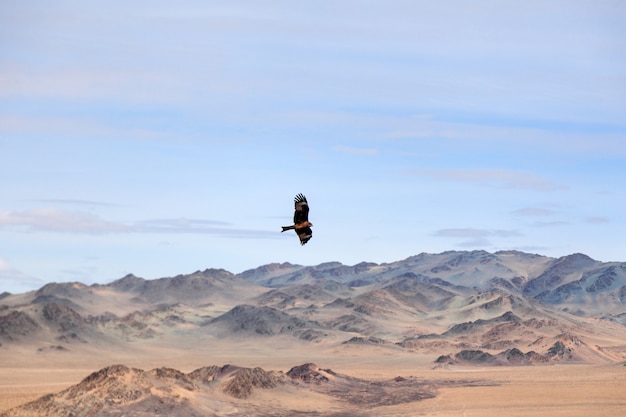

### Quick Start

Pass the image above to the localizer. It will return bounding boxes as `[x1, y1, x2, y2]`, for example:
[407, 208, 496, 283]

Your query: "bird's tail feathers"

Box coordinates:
[281, 225, 295, 232]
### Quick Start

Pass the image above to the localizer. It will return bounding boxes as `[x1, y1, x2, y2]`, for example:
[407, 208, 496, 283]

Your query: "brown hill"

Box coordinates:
[0, 364, 287, 417]
[1, 362, 447, 417]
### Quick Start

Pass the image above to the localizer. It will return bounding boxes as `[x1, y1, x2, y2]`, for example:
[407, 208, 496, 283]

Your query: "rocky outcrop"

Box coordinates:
[1, 363, 440, 416]
[223, 367, 283, 399]
[0, 311, 40, 341]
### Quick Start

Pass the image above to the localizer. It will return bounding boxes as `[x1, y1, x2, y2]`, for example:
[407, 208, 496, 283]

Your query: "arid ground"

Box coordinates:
[2, 251, 626, 415]
[1, 340, 625, 416]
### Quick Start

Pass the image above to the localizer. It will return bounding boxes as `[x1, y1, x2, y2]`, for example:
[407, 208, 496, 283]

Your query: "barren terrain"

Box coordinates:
[1, 349, 625, 416]
[1, 251, 626, 415]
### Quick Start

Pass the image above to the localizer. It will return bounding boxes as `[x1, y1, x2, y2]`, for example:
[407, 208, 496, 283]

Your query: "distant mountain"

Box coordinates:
[105, 268, 264, 305]
[522, 253, 598, 297]
[207, 304, 326, 341]
[1, 250, 626, 366]
[239, 250, 626, 323]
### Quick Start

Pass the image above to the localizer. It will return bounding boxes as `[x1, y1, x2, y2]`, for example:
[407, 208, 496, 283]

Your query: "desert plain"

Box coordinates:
[1, 250, 626, 416]
[1, 343, 625, 416]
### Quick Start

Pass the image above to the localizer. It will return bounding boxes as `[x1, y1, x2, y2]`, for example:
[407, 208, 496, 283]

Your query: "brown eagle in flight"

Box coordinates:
[281, 193, 313, 245]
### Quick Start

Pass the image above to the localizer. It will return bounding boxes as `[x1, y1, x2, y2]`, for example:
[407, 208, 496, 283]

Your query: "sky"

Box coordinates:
[1, 1, 625, 293]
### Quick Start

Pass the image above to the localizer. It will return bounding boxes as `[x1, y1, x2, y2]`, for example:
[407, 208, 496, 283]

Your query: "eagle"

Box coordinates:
[281, 193, 313, 245]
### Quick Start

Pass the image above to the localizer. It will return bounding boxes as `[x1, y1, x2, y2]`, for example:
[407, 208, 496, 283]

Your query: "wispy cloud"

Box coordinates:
[433, 227, 522, 250]
[26, 199, 120, 207]
[408, 168, 567, 191]
[510, 244, 551, 253]
[511, 207, 558, 217]
[511, 206, 571, 227]
[0, 208, 277, 239]
[585, 216, 610, 224]
[0, 257, 44, 293]
[0, 69, 187, 104]
[332, 145, 378, 155]
[529, 220, 569, 227]
[0, 114, 174, 140]
[134, 218, 231, 233]
[0, 208, 129, 234]
[457, 237, 492, 248]
[433, 228, 521, 238]
[132, 218, 279, 239]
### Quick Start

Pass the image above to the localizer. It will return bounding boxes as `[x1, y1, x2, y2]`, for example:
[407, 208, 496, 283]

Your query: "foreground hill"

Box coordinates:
[1, 250, 625, 368]
[1, 362, 447, 417]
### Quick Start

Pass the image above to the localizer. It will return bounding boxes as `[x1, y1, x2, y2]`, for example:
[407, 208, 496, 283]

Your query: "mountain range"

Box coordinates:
[2, 250, 626, 365]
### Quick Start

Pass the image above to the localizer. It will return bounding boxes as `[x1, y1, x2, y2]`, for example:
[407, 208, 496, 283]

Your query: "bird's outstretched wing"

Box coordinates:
[293, 193, 309, 225]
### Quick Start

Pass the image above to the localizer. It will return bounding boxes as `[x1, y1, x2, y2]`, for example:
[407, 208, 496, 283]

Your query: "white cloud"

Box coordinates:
[0, 258, 12, 272]
[433, 228, 521, 238]
[434, 228, 491, 238]
[0, 208, 278, 239]
[0, 208, 129, 234]
[433, 228, 522, 251]
[0, 114, 175, 140]
[0, 69, 187, 104]
[529, 221, 570, 227]
[457, 238, 492, 248]
[511, 207, 558, 217]
[586, 216, 610, 224]
[332, 145, 378, 155]
[0, 257, 43, 293]
[409, 169, 567, 192]
[27, 199, 119, 207]
[133, 218, 278, 238]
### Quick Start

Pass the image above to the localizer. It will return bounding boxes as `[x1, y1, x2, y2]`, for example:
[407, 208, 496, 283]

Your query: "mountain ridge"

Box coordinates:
[1, 250, 626, 368]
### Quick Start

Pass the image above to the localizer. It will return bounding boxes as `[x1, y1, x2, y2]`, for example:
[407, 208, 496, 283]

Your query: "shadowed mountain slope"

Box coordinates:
[239, 250, 626, 323]
[1, 251, 625, 366]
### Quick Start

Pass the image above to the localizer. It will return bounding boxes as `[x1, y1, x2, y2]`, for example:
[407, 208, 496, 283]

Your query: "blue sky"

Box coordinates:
[1, 1, 625, 293]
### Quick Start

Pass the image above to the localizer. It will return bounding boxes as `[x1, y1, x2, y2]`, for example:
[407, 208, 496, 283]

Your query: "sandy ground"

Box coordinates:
[1, 341, 625, 416]
[416, 365, 626, 417]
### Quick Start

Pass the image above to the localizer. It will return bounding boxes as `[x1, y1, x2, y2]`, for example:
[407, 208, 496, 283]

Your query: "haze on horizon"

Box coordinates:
[1, 1, 625, 293]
